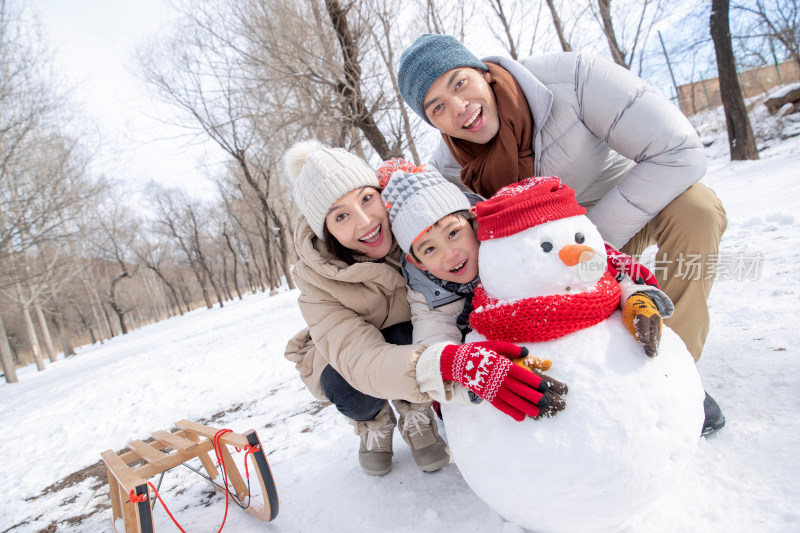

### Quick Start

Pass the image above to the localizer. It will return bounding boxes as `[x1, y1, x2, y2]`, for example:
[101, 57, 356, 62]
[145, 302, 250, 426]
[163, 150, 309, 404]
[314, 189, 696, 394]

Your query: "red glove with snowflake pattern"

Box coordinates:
[440, 341, 563, 421]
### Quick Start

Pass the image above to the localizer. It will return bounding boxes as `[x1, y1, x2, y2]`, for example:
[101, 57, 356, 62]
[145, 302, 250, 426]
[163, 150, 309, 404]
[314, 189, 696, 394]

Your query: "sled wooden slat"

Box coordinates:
[128, 440, 170, 467]
[100, 420, 279, 533]
[151, 430, 198, 453]
[176, 419, 249, 448]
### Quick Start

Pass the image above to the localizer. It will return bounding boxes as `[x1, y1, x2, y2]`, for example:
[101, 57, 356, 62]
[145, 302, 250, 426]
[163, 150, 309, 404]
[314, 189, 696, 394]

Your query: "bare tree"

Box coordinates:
[734, 0, 800, 71]
[139, 4, 296, 290]
[546, 0, 574, 51]
[150, 186, 225, 309]
[591, 0, 667, 71]
[89, 198, 142, 335]
[135, 237, 187, 316]
[486, 0, 521, 59]
[0, 0, 101, 370]
[325, 0, 402, 159]
[711, 0, 760, 160]
[359, 0, 423, 162]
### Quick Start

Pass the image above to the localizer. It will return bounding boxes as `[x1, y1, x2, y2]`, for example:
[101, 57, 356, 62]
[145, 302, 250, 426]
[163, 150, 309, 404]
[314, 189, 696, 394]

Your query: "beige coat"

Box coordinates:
[284, 214, 439, 403]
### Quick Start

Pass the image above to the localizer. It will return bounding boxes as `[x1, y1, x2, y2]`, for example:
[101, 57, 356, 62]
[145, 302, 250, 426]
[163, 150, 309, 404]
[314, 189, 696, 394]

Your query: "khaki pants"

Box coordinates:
[620, 183, 727, 362]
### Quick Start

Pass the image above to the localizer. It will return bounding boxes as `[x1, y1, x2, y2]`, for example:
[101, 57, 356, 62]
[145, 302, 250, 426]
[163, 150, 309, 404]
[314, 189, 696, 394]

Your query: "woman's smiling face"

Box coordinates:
[325, 187, 392, 259]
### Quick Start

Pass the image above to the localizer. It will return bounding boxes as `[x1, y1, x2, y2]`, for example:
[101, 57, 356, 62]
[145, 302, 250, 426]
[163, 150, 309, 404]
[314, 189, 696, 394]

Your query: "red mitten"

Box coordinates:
[605, 244, 660, 288]
[440, 341, 553, 421]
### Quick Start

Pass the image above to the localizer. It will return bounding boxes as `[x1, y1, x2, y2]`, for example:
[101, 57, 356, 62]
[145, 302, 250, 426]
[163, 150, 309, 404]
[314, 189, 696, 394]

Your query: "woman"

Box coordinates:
[282, 141, 550, 476]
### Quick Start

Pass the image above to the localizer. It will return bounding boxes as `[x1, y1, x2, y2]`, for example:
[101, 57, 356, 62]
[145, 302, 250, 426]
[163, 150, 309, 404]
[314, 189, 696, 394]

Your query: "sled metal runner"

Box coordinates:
[100, 419, 279, 532]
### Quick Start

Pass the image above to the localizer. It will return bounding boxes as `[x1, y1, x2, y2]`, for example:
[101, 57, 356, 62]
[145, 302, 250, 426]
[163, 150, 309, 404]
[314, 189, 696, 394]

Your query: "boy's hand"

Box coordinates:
[622, 292, 662, 357]
[440, 341, 566, 421]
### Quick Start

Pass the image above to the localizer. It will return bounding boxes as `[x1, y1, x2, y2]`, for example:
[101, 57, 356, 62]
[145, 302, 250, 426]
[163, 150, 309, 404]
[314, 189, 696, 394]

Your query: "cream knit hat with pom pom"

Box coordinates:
[283, 140, 380, 238]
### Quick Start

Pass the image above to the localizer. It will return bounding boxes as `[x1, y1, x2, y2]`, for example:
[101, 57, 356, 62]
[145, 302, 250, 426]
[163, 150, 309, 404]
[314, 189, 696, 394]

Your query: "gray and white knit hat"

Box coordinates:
[284, 140, 380, 239]
[398, 34, 488, 125]
[382, 169, 471, 253]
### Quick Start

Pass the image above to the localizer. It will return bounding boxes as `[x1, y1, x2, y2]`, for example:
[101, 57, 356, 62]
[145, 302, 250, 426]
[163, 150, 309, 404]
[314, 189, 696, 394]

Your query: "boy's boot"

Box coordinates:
[351, 402, 395, 476]
[393, 400, 451, 472]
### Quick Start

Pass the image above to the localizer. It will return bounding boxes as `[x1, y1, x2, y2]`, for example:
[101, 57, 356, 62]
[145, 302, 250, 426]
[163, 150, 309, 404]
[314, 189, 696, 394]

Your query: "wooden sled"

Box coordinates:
[101, 419, 279, 532]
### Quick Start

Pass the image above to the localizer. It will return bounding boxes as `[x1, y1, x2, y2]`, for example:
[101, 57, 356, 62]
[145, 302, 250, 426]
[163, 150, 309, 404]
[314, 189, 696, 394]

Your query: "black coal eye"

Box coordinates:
[575, 232, 585, 244]
[541, 241, 553, 252]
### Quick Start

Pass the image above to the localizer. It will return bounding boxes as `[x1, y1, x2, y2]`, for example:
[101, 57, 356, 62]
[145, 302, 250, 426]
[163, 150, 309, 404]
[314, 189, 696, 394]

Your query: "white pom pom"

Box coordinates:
[283, 140, 325, 181]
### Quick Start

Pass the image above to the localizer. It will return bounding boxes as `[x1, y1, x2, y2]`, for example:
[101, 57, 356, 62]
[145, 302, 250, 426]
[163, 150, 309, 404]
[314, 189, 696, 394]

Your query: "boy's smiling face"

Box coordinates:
[406, 214, 480, 283]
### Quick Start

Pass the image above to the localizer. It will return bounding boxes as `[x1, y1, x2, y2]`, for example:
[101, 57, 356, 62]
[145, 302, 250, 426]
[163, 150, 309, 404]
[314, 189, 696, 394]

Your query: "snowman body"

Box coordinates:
[442, 212, 704, 533]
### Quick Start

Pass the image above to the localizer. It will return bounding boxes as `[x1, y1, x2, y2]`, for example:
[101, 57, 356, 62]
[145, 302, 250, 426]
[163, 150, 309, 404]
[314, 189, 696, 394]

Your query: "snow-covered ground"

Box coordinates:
[2, 134, 800, 532]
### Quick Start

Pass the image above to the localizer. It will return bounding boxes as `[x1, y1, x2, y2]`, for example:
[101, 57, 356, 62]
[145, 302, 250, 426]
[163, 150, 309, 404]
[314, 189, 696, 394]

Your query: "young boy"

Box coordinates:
[379, 163, 482, 347]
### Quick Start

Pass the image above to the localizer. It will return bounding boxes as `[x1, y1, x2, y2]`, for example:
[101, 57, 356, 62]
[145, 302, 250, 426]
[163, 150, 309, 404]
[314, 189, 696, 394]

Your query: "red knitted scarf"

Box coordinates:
[470, 272, 621, 343]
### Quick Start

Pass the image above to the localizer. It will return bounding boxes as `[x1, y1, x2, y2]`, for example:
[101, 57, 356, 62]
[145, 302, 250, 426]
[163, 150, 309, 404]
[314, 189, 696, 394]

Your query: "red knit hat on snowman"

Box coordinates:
[474, 176, 586, 241]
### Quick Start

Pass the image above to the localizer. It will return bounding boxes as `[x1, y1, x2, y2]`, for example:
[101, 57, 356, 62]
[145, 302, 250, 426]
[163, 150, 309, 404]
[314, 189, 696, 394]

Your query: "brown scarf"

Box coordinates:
[443, 63, 535, 198]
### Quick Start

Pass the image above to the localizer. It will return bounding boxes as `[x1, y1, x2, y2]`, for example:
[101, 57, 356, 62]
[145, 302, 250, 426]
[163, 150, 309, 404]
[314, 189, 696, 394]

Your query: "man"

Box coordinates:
[397, 34, 727, 435]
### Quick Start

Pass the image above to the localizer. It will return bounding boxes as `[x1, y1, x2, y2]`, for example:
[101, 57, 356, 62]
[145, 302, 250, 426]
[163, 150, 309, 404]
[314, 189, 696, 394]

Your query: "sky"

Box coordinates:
[27, 0, 220, 199]
[1, 124, 799, 531]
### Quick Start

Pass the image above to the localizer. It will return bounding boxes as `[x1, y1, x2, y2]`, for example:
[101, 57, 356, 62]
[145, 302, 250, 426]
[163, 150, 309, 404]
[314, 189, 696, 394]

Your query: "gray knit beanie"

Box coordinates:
[398, 34, 488, 125]
[284, 140, 380, 239]
[382, 170, 471, 253]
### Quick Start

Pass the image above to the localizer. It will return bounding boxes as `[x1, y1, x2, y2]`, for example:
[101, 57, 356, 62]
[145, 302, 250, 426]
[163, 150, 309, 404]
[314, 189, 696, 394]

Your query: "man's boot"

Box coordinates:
[701, 391, 726, 436]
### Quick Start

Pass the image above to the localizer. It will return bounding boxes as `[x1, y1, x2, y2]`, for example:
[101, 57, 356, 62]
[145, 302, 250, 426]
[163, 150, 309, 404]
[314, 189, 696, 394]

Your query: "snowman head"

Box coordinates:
[475, 177, 607, 301]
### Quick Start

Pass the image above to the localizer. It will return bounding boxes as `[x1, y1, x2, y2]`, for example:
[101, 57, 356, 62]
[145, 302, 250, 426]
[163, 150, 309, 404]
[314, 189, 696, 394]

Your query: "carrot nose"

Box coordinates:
[559, 244, 595, 266]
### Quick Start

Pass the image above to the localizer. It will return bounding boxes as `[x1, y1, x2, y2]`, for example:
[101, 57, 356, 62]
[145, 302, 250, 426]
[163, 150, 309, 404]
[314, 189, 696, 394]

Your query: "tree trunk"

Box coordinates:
[148, 265, 184, 315]
[21, 303, 46, 371]
[546, 0, 572, 52]
[223, 231, 243, 299]
[0, 314, 18, 383]
[710, 0, 759, 160]
[83, 271, 110, 342]
[34, 300, 57, 362]
[53, 311, 75, 357]
[195, 268, 214, 309]
[597, 0, 628, 68]
[108, 272, 129, 335]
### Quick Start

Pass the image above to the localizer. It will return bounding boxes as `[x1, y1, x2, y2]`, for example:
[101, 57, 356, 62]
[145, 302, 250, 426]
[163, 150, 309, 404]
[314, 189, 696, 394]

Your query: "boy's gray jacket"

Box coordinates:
[430, 52, 707, 249]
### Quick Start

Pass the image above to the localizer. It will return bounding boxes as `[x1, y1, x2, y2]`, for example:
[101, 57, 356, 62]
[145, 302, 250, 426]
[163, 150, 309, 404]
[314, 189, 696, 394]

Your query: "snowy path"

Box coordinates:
[1, 137, 799, 533]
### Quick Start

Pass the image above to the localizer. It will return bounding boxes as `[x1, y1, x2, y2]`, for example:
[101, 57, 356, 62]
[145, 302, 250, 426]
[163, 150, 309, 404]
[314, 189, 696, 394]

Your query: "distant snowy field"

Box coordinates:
[2, 135, 799, 533]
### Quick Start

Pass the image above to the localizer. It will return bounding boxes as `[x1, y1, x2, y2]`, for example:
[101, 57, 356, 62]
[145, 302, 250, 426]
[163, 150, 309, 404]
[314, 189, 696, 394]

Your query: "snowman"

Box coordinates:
[441, 176, 705, 533]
